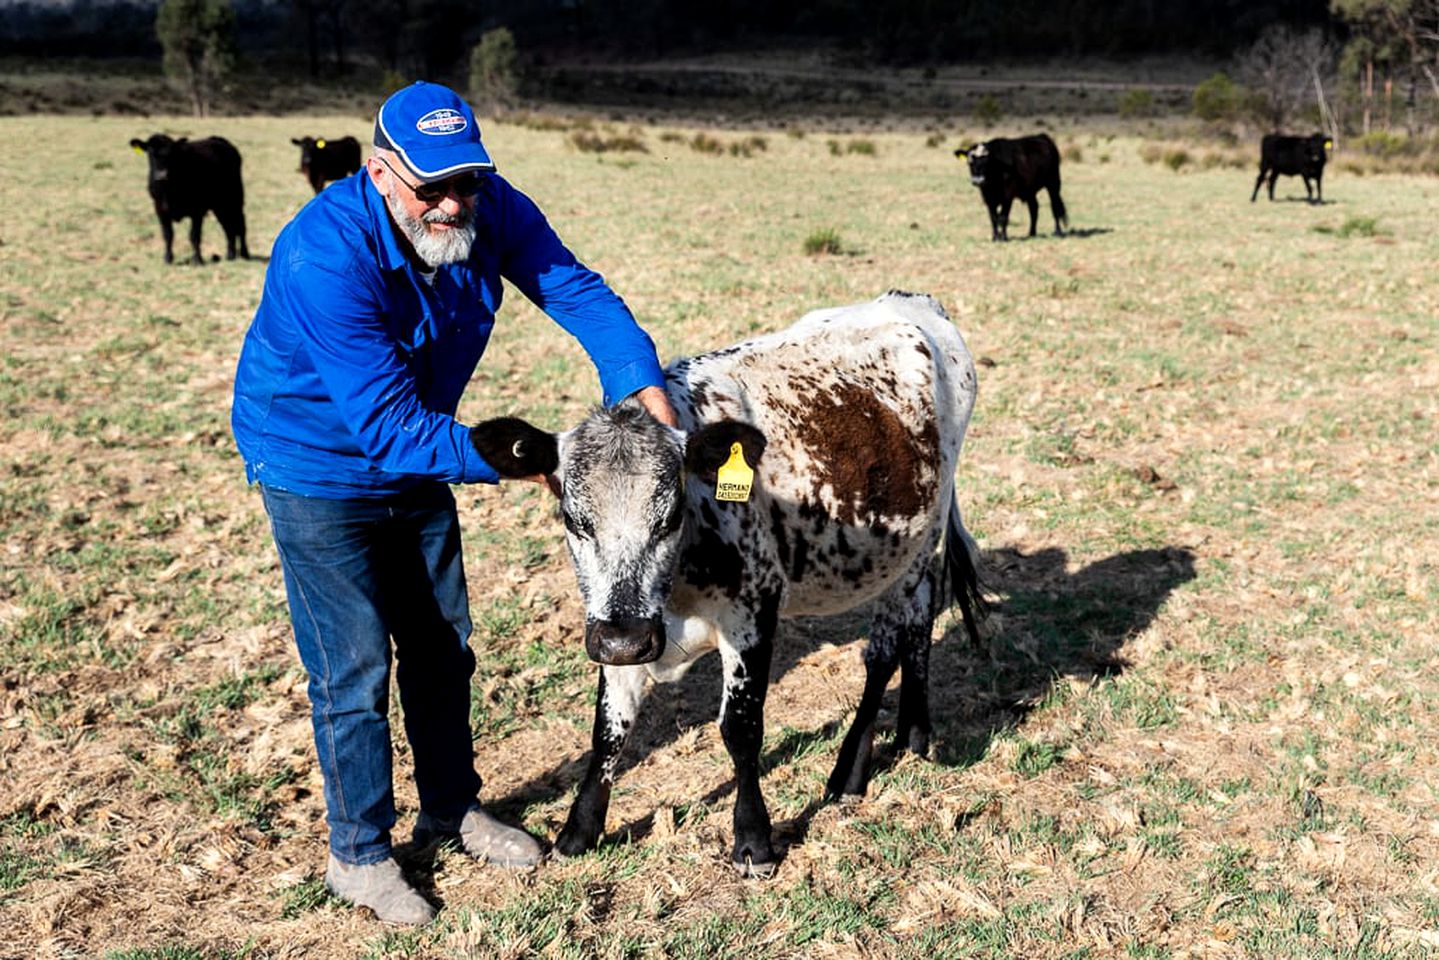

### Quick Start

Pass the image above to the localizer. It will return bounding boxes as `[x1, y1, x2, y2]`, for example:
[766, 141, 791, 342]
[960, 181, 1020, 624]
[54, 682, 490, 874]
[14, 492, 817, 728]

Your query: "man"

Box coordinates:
[231, 81, 676, 925]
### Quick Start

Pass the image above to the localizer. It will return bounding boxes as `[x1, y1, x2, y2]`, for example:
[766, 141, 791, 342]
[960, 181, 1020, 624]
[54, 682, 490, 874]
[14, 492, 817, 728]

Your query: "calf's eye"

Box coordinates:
[562, 509, 592, 540]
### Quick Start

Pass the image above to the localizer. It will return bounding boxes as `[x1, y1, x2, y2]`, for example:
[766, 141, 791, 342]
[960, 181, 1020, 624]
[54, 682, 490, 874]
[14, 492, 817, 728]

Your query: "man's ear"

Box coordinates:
[471, 417, 558, 478]
[684, 420, 767, 483]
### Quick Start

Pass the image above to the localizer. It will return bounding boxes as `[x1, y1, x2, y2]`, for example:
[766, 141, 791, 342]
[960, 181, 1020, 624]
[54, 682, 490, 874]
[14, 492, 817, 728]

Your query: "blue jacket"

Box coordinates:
[231, 171, 665, 498]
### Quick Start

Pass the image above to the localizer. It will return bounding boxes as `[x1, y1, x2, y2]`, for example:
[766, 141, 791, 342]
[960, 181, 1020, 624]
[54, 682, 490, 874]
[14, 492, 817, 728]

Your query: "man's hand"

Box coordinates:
[522, 474, 561, 499]
[634, 384, 679, 428]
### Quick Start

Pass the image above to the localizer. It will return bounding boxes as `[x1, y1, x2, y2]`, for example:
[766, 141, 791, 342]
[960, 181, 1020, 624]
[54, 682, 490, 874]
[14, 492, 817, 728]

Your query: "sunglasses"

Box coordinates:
[379, 156, 485, 203]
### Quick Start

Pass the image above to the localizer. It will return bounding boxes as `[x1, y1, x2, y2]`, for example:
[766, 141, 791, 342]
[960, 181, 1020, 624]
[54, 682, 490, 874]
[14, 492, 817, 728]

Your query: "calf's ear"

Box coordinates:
[954, 147, 969, 159]
[684, 420, 767, 482]
[471, 417, 559, 478]
[130, 138, 148, 153]
[291, 137, 304, 146]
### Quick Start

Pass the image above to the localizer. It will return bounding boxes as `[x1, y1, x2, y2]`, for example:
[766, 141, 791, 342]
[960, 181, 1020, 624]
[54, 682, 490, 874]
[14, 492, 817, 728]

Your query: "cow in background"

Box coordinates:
[130, 134, 249, 265]
[1251, 133, 1332, 204]
[471, 291, 986, 878]
[291, 135, 362, 193]
[954, 133, 1068, 241]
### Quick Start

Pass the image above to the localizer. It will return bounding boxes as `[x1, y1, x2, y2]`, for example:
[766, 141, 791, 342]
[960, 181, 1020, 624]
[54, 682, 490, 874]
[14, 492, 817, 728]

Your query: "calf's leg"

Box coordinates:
[187, 215, 205, 265]
[826, 544, 939, 799]
[555, 665, 649, 856]
[720, 624, 777, 877]
[1250, 167, 1266, 202]
[1024, 194, 1040, 237]
[158, 215, 175, 264]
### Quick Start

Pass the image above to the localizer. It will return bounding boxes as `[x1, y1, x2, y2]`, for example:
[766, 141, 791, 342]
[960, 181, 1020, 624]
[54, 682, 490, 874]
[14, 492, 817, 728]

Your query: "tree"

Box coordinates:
[1332, 0, 1439, 130]
[156, 0, 236, 117]
[469, 27, 520, 113]
[1236, 25, 1337, 131]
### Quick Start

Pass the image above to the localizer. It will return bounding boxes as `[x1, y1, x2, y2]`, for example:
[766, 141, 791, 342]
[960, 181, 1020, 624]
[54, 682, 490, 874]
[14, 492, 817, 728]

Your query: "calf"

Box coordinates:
[291, 135, 362, 193]
[1251, 132, 1332, 203]
[472, 291, 985, 877]
[130, 134, 249, 264]
[954, 133, 1067, 241]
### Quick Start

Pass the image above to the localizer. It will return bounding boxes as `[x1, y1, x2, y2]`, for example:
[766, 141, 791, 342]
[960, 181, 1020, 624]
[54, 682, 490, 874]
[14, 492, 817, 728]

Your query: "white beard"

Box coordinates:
[385, 190, 477, 269]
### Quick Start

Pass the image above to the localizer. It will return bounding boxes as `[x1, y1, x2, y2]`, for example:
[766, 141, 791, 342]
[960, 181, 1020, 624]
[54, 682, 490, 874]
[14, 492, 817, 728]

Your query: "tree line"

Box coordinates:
[4, 0, 1435, 134]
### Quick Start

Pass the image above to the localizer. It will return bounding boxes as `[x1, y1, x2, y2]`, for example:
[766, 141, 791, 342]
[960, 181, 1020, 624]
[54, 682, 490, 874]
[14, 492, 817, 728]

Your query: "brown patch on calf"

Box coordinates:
[793, 380, 938, 526]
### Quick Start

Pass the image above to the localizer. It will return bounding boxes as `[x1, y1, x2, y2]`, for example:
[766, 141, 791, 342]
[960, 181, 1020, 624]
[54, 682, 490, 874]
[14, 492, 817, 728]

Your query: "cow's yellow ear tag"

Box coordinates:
[715, 443, 753, 502]
[132, 145, 144, 154]
[316, 138, 326, 149]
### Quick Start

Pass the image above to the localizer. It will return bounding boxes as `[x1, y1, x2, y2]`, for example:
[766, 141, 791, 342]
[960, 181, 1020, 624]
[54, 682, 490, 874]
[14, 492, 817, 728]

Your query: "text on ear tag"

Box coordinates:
[715, 442, 753, 502]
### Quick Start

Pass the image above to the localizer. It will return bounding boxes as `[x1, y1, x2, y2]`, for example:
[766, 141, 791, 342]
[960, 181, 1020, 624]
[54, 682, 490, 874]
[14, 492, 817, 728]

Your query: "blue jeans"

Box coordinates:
[261, 482, 482, 865]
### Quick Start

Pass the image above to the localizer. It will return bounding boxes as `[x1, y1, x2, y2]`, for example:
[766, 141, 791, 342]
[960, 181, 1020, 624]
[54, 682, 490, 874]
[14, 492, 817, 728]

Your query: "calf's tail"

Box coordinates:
[941, 493, 988, 647]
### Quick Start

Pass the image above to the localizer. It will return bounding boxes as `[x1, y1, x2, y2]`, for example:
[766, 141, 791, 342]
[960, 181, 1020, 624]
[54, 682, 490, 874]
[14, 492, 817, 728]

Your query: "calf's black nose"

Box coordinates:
[585, 617, 665, 665]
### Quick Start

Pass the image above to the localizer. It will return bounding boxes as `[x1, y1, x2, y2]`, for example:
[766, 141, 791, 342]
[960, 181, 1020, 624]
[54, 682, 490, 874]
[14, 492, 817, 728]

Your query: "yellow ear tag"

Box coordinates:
[715, 443, 753, 502]
[316, 139, 326, 148]
[132, 145, 144, 154]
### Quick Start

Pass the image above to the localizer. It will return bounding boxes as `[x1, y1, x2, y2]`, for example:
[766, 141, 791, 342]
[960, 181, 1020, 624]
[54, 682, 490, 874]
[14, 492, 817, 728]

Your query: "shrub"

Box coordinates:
[1164, 148, 1191, 171]
[1353, 131, 1413, 158]
[468, 27, 519, 112]
[1118, 88, 1155, 118]
[803, 228, 844, 255]
[973, 94, 1002, 125]
[1062, 141, 1083, 163]
[845, 139, 877, 156]
[569, 131, 648, 154]
[924, 132, 946, 148]
[1193, 72, 1245, 123]
[690, 132, 723, 155]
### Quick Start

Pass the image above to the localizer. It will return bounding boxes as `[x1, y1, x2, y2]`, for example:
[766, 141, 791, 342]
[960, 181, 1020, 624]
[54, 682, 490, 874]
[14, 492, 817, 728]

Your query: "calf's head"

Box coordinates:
[472, 406, 765, 666]
[291, 136, 320, 175]
[954, 143, 990, 185]
[1307, 133, 1333, 167]
[130, 134, 182, 186]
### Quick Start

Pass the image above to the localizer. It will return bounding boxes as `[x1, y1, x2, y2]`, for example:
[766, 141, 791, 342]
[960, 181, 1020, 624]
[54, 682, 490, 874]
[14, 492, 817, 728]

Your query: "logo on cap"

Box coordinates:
[416, 108, 467, 136]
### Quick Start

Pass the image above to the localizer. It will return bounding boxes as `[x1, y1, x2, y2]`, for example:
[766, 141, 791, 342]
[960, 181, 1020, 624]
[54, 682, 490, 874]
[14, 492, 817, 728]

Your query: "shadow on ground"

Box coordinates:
[488, 543, 1197, 861]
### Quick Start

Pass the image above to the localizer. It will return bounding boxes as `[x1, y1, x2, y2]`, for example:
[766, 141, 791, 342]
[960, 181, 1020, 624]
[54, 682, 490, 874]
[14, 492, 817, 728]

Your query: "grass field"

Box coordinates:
[1, 109, 1438, 959]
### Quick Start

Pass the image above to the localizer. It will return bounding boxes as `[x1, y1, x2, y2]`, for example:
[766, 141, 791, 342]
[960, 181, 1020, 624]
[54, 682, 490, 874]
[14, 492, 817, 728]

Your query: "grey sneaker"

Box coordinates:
[324, 854, 436, 926]
[413, 804, 544, 868]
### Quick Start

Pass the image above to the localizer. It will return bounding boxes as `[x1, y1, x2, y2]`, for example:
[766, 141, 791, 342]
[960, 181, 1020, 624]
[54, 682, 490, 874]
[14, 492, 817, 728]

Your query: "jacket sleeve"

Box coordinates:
[275, 253, 500, 484]
[494, 180, 666, 405]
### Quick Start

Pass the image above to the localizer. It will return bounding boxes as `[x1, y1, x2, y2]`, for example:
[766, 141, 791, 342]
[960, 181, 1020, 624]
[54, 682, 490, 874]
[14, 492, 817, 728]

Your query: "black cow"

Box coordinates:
[954, 133, 1067, 241]
[130, 134, 249, 265]
[1251, 132, 1332, 204]
[472, 291, 986, 877]
[291, 135, 362, 194]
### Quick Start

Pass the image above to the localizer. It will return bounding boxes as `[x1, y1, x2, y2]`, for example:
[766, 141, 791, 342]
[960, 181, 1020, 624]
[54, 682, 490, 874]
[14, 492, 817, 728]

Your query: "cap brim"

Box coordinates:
[374, 118, 495, 182]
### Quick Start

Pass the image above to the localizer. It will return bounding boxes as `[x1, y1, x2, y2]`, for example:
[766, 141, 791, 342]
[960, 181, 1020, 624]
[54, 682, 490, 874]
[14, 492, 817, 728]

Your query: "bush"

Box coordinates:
[973, 94, 1002, 126]
[690, 132, 723, 155]
[803, 228, 844, 255]
[845, 139, 877, 156]
[1164, 148, 1191, 171]
[569, 131, 648, 154]
[1353, 131, 1414, 158]
[468, 27, 519, 112]
[1118, 88, 1155, 118]
[1192, 72, 1245, 123]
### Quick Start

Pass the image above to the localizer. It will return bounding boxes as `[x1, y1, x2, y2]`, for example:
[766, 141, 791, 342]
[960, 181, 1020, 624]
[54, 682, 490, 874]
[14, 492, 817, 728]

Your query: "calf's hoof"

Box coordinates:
[732, 847, 778, 880]
[553, 825, 599, 859]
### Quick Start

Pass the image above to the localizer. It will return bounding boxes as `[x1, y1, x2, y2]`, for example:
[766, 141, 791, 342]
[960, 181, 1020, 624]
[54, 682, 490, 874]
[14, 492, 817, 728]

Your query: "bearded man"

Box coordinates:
[230, 82, 675, 925]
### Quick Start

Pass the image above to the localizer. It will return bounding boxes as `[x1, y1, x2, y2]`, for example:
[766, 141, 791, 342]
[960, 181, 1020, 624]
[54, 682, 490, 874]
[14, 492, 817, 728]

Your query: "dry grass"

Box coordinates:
[1, 108, 1437, 959]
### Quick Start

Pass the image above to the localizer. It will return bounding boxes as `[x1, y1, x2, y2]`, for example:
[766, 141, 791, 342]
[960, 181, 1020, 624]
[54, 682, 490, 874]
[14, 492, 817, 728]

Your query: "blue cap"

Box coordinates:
[374, 81, 495, 182]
